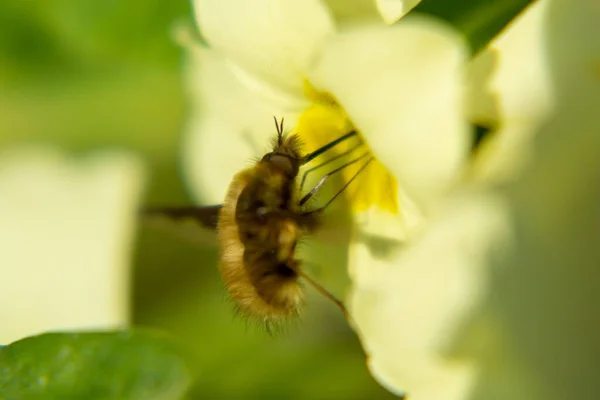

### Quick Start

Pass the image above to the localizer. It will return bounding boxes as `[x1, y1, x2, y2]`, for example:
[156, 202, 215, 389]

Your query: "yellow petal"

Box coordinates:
[296, 89, 399, 215]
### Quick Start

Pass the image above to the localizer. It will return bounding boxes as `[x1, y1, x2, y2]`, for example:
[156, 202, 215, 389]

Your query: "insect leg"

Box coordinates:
[299, 152, 371, 207]
[300, 130, 359, 165]
[299, 142, 364, 194]
[298, 270, 348, 319]
[302, 156, 373, 213]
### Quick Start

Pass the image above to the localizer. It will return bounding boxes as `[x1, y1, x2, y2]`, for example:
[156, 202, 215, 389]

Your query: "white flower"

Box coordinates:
[466, 0, 554, 183]
[464, 0, 600, 398]
[177, 1, 549, 399]
[185, 0, 600, 397]
[349, 192, 510, 398]
[349, 1, 557, 397]
[184, 0, 469, 230]
[352, 0, 600, 398]
[0, 147, 144, 344]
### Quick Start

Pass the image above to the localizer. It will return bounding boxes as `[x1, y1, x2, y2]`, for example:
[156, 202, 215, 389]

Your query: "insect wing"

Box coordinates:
[142, 205, 222, 246]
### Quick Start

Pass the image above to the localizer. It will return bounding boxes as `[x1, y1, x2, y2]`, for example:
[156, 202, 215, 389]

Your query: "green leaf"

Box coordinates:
[409, 0, 536, 54]
[0, 330, 193, 400]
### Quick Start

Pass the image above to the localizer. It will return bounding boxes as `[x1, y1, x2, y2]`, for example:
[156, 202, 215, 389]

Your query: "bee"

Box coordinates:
[146, 117, 372, 326]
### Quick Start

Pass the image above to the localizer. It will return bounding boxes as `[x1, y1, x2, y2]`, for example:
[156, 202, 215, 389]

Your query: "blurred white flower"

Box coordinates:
[349, 1, 553, 398]
[0, 147, 144, 344]
[351, 0, 600, 398]
[464, 0, 600, 398]
[466, 0, 554, 183]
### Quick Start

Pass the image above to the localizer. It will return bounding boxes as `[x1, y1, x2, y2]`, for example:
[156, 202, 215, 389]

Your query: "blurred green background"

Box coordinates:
[0, 1, 393, 398]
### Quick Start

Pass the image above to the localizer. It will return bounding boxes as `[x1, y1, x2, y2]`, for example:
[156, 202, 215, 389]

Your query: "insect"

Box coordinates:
[146, 117, 372, 326]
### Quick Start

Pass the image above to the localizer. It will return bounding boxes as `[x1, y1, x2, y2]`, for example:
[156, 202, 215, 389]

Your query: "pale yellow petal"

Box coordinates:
[310, 16, 470, 209]
[194, 0, 335, 97]
[0, 147, 144, 344]
[375, 0, 422, 24]
[349, 193, 510, 398]
[323, 0, 383, 26]
[467, 0, 553, 124]
[350, 187, 423, 244]
[466, 0, 600, 398]
[467, 0, 554, 183]
[182, 44, 304, 204]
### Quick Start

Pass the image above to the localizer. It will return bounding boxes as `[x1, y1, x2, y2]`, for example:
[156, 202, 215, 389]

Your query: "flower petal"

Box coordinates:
[322, 0, 383, 26]
[181, 44, 305, 203]
[466, 0, 600, 397]
[467, 1, 553, 124]
[194, 0, 335, 97]
[375, 0, 422, 24]
[349, 193, 510, 398]
[310, 16, 470, 209]
[466, 0, 554, 183]
[0, 147, 144, 344]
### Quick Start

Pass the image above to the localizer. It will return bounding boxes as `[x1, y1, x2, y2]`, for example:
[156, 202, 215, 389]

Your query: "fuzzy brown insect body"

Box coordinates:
[144, 118, 370, 326]
[218, 132, 318, 322]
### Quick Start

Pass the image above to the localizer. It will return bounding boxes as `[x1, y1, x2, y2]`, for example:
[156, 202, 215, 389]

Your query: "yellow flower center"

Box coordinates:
[296, 83, 398, 214]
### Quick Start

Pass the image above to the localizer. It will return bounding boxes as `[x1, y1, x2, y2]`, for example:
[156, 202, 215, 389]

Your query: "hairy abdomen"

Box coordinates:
[217, 168, 304, 322]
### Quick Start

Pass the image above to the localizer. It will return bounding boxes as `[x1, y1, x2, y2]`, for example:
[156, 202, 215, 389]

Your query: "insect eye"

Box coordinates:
[261, 153, 273, 162]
